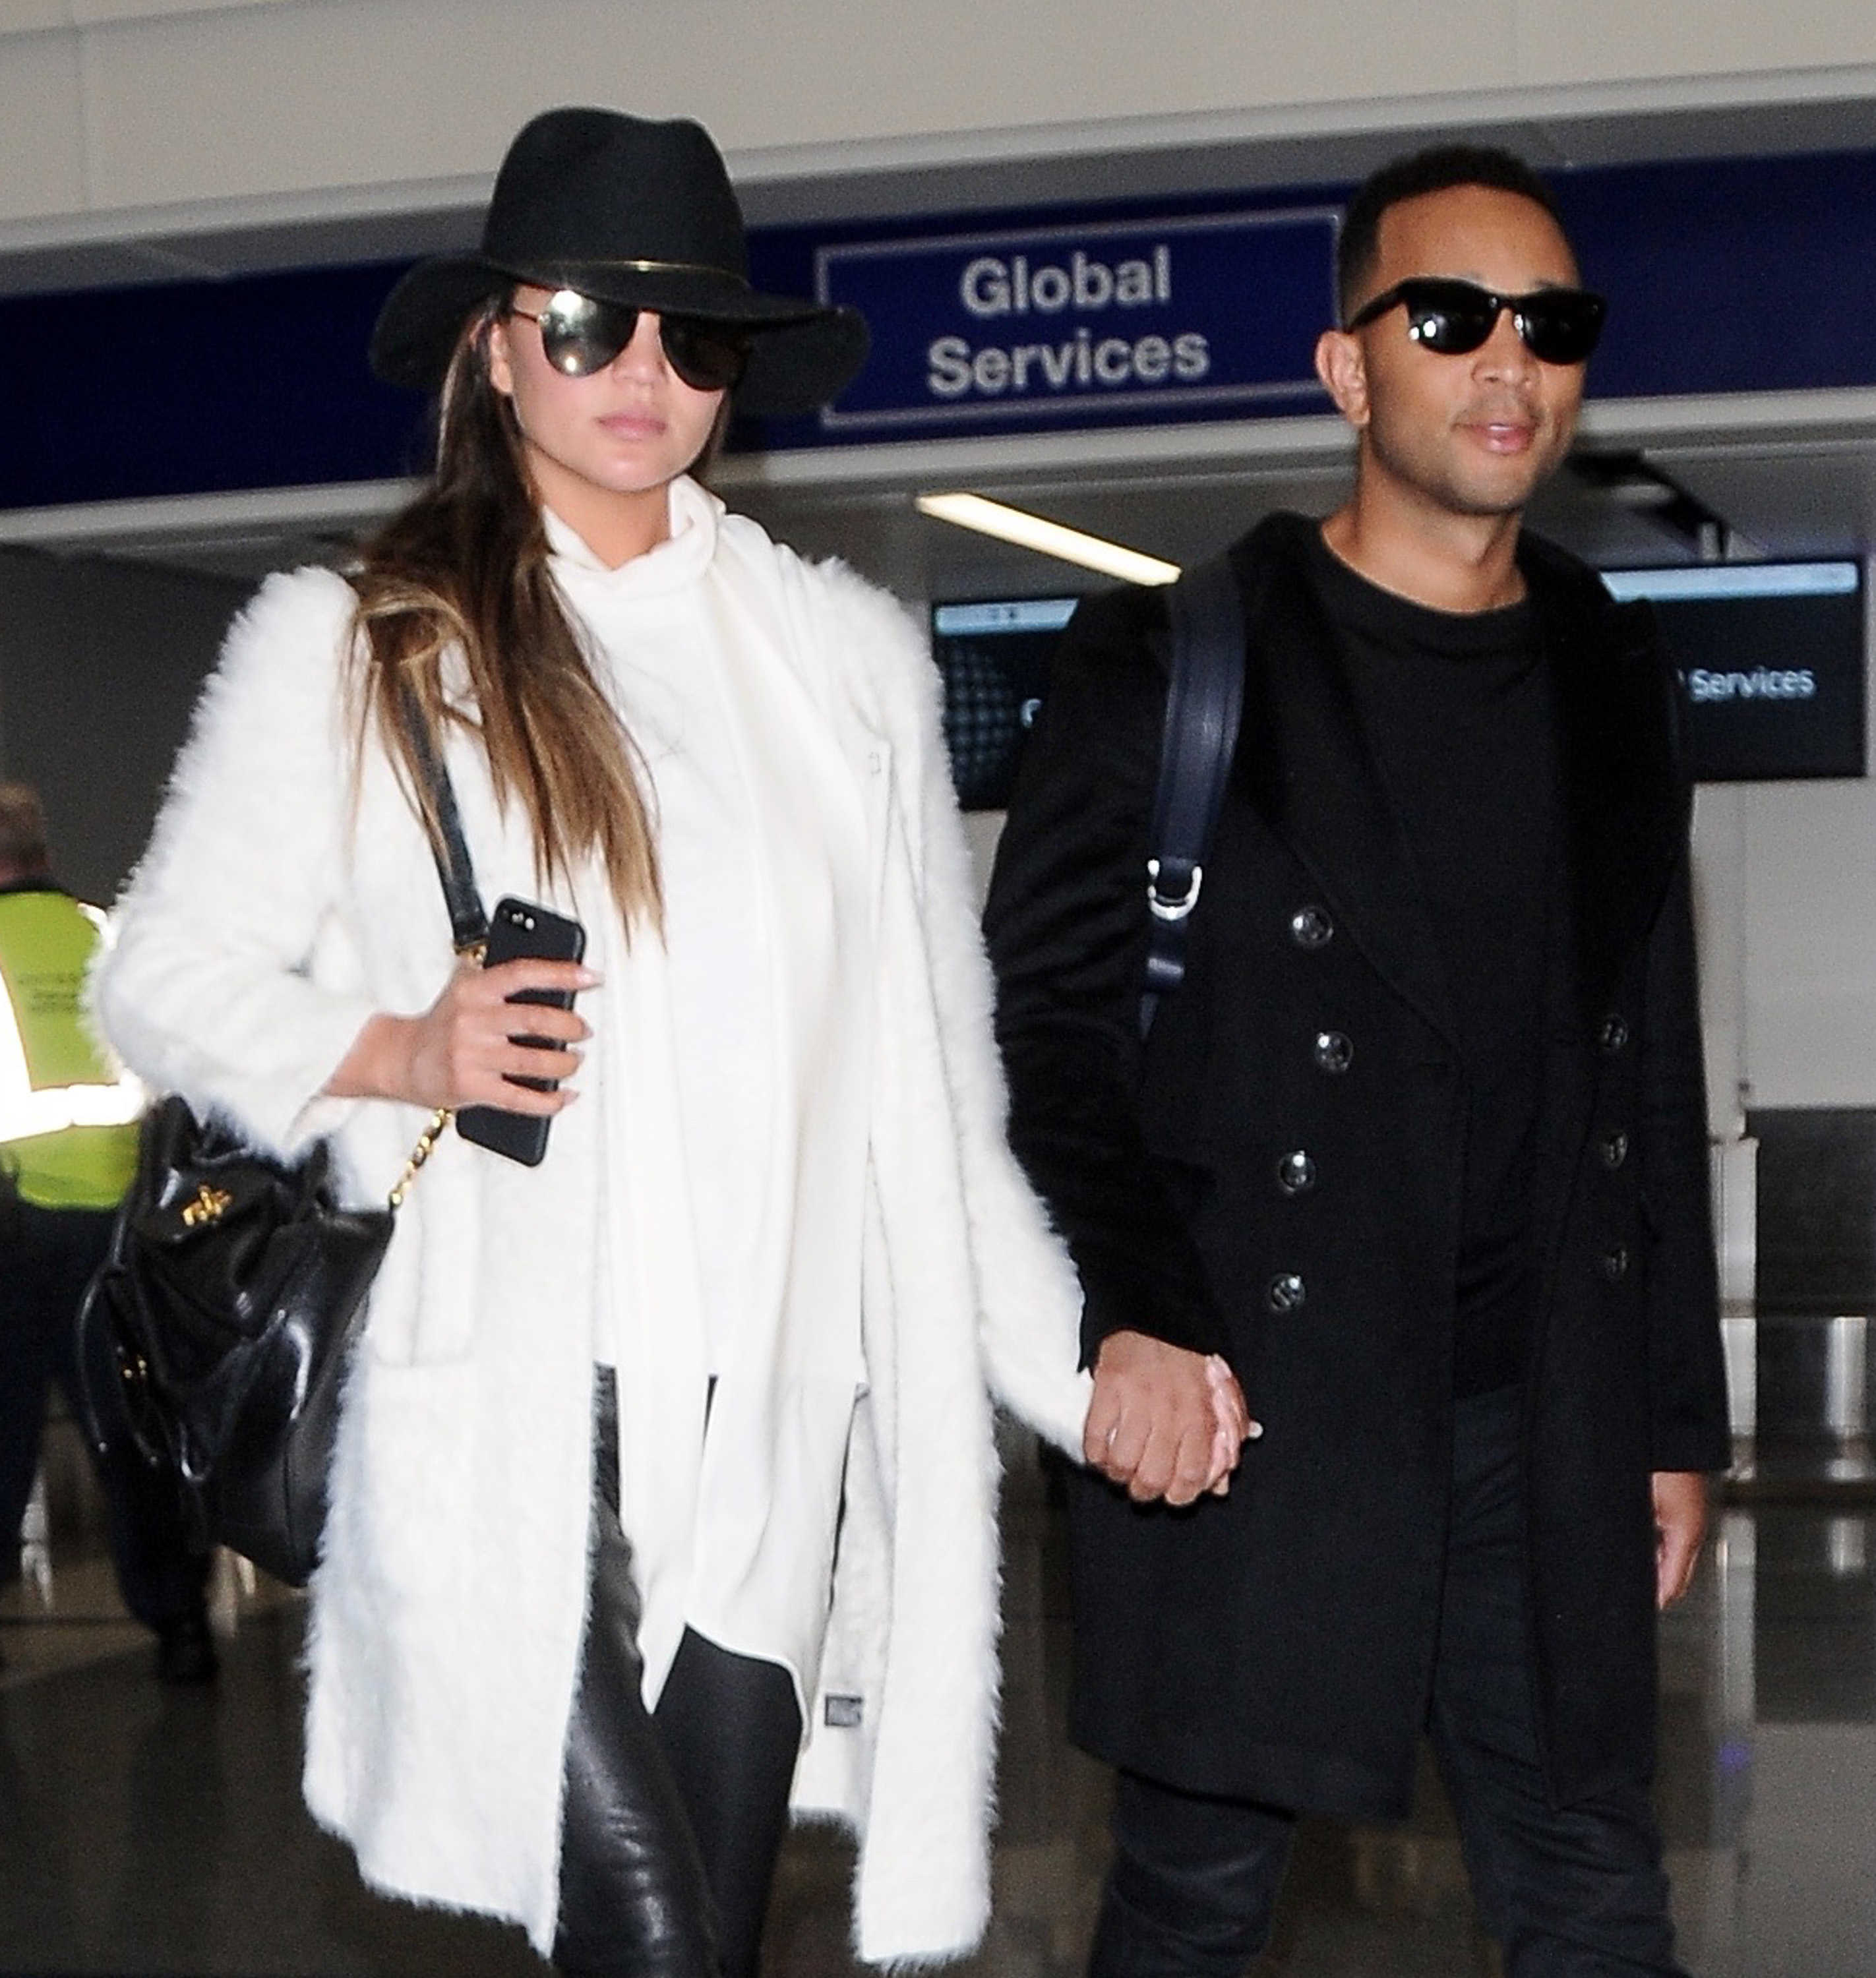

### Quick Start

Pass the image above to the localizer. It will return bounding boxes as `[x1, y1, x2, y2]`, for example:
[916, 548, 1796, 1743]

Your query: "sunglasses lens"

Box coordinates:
[1401, 282, 1498, 355]
[1517, 291, 1606, 365]
[526, 293, 749, 392]
[1391, 280, 1605, 365]
[535, 291, 637, 376]
[659, 316, 751, 393]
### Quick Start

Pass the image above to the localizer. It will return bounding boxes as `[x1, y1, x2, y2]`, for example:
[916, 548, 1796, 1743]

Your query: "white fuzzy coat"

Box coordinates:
[94, 512, 1091, 1965]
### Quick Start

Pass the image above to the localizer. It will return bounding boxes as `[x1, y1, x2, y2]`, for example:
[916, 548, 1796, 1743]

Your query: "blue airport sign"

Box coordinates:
[812, 210, 1339, 435]
[8, 150, 1876, 506]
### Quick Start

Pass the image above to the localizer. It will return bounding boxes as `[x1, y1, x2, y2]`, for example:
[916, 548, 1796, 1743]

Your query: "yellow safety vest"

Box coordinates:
[0, 887, 141, 1209]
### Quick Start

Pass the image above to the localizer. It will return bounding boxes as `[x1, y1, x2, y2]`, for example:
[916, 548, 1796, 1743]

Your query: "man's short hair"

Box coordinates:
[1337, 144, 1569, 322]
[0, 785, 50, 874]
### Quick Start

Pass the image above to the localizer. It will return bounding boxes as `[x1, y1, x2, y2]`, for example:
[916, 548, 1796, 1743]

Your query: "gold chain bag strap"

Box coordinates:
[75, 706, 490, 1587]
[388, 711, 490, 1203]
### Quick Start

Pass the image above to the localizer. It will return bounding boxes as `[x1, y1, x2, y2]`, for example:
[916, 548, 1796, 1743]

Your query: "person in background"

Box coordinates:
[0, 783, 215, 1683]
[986, 144, 1729, 1976]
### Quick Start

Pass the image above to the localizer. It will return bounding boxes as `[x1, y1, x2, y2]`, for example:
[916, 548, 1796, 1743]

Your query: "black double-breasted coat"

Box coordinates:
[983, 512, 1732, 1819]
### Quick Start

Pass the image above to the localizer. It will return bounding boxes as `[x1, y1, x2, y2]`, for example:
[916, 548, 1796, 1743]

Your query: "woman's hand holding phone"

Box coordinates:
[456, 899, 590, 1163]
[409, 952, 596, 1114]
[328, 953, 598, 1115]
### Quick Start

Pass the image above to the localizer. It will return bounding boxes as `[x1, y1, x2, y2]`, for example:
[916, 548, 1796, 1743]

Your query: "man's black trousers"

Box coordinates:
[1087, 1385, 1689, 1977]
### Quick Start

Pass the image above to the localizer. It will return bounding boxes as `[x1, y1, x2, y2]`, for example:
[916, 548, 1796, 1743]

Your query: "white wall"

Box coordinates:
[1743, 779, 1876, 1109]
[5, 0, 1876, 239]
[1691, 569, 1876, 1118]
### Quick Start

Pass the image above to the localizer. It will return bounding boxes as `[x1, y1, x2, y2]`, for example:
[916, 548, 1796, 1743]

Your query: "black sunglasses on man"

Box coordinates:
[1345, 276, 1608, 367]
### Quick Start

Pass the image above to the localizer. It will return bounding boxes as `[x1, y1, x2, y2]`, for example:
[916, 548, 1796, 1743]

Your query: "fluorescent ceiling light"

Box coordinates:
[915, 492, 1180, 587]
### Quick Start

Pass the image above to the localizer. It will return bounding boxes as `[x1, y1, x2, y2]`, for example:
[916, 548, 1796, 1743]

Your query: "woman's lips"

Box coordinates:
[598, 411, 664, 440]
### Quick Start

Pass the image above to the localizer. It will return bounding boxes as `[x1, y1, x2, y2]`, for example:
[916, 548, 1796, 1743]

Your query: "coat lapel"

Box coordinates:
[1228, 519, 1685, 1048]
[1230, 521, 1458, 1050]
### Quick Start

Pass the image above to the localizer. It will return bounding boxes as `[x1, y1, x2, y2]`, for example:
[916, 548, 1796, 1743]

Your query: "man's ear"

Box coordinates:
[1314, 328, 1369, 431]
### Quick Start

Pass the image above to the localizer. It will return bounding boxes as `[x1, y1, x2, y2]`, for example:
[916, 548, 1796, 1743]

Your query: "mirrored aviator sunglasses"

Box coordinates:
[1345, 276, 1608, 366]
[509, 288, 752, 392]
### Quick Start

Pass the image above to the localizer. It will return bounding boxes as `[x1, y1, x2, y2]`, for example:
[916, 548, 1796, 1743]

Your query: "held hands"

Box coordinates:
[1083, 1329, 1261, 1508]
[327, 956, 599, 1114]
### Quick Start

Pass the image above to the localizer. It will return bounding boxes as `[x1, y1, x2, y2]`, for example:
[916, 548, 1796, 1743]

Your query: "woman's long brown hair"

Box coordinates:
[347, 302, 663, 936]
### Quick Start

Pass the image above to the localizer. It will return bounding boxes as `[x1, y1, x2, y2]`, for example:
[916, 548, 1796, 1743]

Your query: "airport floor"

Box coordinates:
[2, 1441, 1873, 1978]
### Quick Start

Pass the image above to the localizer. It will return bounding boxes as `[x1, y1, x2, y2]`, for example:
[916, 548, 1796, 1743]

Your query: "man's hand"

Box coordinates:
[1084, 1331, 1259, 1507]
[1651, 1470, 1709, 1609]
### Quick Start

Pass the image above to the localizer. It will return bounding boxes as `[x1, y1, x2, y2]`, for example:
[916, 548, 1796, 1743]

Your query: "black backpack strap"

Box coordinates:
[1139, 553, 1246, 1039]
[399, 691, 489, 956]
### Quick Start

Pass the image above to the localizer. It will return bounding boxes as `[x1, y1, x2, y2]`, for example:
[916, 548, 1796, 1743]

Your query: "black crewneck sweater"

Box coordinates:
[1302, 531, 1559, 1398]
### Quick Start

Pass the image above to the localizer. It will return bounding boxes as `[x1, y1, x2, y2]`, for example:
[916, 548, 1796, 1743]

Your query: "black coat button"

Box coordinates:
[1276, 1151, 1317, 1195]
[1600, 1129, 1629, 1171]
[1601, 1245, 1630, 1281]
[1598, 1013, 1630, 1054]
[1289, 905, 1334, 950]
[1267, 1273, 1306, 1313]
[1314, 1030, 1354, 1073]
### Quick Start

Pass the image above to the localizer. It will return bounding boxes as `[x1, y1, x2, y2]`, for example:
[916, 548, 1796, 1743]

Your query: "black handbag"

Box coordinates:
[77, 717, 489, 1587]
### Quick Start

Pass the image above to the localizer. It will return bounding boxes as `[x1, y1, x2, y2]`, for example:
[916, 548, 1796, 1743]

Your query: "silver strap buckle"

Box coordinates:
[1146, 858, 1203, 922]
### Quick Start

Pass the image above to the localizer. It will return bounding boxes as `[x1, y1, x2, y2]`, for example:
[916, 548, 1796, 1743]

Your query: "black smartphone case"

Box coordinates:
[457, 896, 587, 1167]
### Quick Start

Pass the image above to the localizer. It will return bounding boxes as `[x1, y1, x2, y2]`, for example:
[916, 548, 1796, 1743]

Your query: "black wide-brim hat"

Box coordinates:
[370, 106, 868, 417]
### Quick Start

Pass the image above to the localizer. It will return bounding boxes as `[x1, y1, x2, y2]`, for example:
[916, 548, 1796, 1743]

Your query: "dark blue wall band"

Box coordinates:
[2, 148, 1873, 510]
[1, 264, 431, 510]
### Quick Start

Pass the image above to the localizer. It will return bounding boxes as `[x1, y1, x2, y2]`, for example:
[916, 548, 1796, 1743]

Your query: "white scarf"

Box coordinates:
[547, 485, 872, 1704]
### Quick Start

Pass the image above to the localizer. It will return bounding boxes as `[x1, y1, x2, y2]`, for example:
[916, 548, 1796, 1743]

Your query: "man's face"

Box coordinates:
[1327, 184, 1589, 522]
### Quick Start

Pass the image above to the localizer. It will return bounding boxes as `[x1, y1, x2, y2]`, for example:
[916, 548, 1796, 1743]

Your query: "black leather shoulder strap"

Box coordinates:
[1139, 553, 1246, 1039]
[399, 692, 489, 955]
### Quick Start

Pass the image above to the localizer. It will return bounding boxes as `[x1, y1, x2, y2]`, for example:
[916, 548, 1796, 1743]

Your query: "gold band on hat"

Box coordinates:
[531, 256, 754, 288]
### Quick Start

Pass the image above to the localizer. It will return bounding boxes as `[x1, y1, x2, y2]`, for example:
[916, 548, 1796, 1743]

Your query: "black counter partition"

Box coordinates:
[930, 597, 1078, 810]
[1600, 561, 1866, 784]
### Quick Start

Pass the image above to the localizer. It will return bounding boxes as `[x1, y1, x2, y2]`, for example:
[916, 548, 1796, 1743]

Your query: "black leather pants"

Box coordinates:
[554, 1371, 802, 1978]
